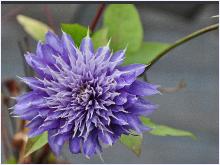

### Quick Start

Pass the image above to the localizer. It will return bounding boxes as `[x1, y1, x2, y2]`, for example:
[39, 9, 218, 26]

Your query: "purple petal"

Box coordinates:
[98, 131, 115, 146]
[114, 91, 128, 105]
[24, 53, 47, 77]
[110, 124, 130, 136]
[28, 127, 47, 138]
[59, 124, 73, 134]
[80, 36, 94, 55]
[13, 95, 45, 114]
[128, 80, 160, 96]
[19, 109, 38, 120]
[127, 99, 158, 116]
[111, 112, 128, 125]
[54, 133, 70, 146]
[41, 44, 56, 64]
[61, 32, 77, 63]
[25, 52, 40, 66]
[26, 117, 44, 128]
[110, 50, 125, 65]
[36, 42, 44, 58]
[69, 137, 82, 154]
[118, 64, 146, 77]
[48, 130, 63, 156]
[115, 72, 136, 89]
[38, 108, 51, 117]
[15, 91, 35, 102]
[28, 120, 59, 137]
[124, 94, 138, 108]
[126, 115, 151, 134]
[95, 46, 111, 62]
[45, 31, 63, 53]
[46, 111, 66, 120]
[35, 42, 56, 66]
[40, 120, 59, 129]
[19, 77, 44, 90]
[82, 131, 100, 158]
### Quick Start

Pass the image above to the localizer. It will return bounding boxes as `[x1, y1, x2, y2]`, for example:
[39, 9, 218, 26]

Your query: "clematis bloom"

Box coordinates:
[12, 31, 160, 158]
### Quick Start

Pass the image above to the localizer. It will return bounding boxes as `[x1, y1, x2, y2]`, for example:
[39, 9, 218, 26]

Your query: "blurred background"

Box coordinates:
[1, 2, 219, 164]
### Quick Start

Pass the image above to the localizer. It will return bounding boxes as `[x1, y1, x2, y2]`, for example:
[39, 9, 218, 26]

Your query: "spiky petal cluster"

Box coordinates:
[12, 31, 160, 158]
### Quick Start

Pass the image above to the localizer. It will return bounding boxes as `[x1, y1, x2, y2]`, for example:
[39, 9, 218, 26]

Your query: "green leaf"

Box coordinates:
[4, 156, 17, 164]
[123, 42, 170, 65]
[24, 132, 48, 157]
[103, 4, 143, 53]
[120, 117, 195, 157]
[120, 134, 143, 156]
[150, 125, 197, 139]
[92, 28, 109, 50]
[141, 117, 196, 140]
[16, 14, 53, 41]
[61, 23, 87, 47]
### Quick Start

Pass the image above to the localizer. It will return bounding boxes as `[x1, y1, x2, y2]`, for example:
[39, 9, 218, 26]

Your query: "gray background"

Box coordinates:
[1, 3, 219, 164]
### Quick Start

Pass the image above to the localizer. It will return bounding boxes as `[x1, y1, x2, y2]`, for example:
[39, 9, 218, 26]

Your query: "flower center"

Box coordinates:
[75, 84, 96, 107]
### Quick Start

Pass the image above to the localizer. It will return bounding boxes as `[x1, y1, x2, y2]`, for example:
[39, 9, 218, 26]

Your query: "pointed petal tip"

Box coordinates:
[108, 143, 113, 146]
[9, 111, 14, 115]
[9, 96, 17, 100]
[11, 115, 20, 118]
[61, 29, 65, 33]
[8, 106, 14, 110]
[45, 30, 58, 43]
[143, 64, 148, 68]
[61, 30, 70, 38]
[85, 155, 91, 159]
[145, 63, 152, 69]
[106, 38, 111, 47]
[24, 51, 31, 56]
[138, 63, 147, 69]
[124, 44, 129, 52]
[16, 75, 23, 81]
[61, 30, 66, 36]
[16, 75, 26, 83]
[87, 27, 90, 37]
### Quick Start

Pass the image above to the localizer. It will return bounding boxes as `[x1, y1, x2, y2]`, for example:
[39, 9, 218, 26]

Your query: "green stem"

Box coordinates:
[147, 23, 219, 70]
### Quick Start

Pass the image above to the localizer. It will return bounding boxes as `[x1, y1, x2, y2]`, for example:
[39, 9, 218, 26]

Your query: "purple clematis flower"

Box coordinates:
[12, 31, 160, 158]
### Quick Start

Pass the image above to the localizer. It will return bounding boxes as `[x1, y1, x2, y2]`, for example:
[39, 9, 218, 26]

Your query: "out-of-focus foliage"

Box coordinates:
[103, 4, 143, 53]
[61, 23, 87, 47]
[92, 28, 109, 50]
[141, 117, 196, 140]
[4, 156, 17, 164]
[120, 117, 196, 157]
[120, 133, 143, 156]
[17, 14, 53, 41]
[124, 42, 170, 65]
[24, 132, 48, 157]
